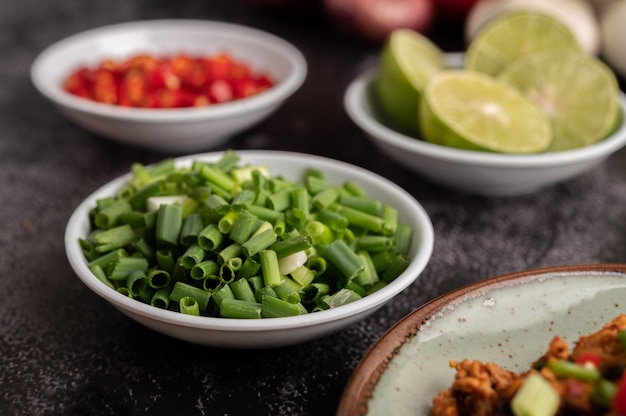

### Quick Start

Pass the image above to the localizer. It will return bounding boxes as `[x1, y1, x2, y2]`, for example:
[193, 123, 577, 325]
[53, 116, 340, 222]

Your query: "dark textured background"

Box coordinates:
[2, 1, 626, 415]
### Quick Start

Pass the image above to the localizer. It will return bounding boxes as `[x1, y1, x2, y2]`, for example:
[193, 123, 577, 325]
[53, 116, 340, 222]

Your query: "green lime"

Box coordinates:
[375, 29, 444, 134]
[465, 11, 582, 76]
[498, 49, 620, 151]
[419, 70, 552, 153]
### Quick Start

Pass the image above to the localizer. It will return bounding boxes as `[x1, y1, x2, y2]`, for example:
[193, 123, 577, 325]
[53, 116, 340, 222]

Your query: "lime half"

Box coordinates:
[499, 49, 620, 151]
[419, 70, 552, 154]
[465, 11, 582, 76]
[375, 29, 444, 134]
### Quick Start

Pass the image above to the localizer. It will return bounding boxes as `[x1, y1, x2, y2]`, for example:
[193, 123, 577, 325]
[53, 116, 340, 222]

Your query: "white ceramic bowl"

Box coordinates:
[344, 53, 626, 197]
[64, 150, 434, 348]
[31, 20, 307, 152]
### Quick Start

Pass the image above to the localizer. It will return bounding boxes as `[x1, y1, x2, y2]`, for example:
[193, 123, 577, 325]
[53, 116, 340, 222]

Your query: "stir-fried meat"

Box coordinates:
[431, 314, 626, 416]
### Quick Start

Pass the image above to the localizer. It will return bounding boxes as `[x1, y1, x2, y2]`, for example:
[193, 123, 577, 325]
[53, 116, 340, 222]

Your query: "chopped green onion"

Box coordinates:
[356, 235, 396, 252]
[354, 250, 379, 287]
[89, 264, 114, 289]
[229, 209, 258, 244]
[334, 204, 384, 233]
[219, 263, 237, 284]
[231, 188, 256, 208]
[290, 265, 315, 287]
[246, 204, 283, 223]
[267, 188, 293, 212]
[311, 186, 339, 210]
[270, 234, 312, 259]
[93, 224, 136, 252]
[229, 279, 257, 303]
[218, 243, 242, 265]
[214, 149, 241, 172]
[200, 164, 236, 192]
[547, 360, 601, 382]
[179, 296, 200, 316]
[219, 298, 262, 319]
[88, 248, 128, 271]
[274, 280, 301, 304]
[306, 175, 332, 195]
[260, 250, 283, 287]
[211, 284, 235, 307]
[204, 194, 230, 215]
[156, 248, 175, 273]
[255, 286, 278, 303]
[241, 229, 278, 258]
[301, 283, 329, 304]
[147, 269, 171, 289]
[261, 295, 304, 318]
[238, 257, 261, 279]
[126, 270, 149, 298]
[321, 240, 365, 281]
[190, 259, 219, 280]
[339, 195, 381, 215]
[179, 213, 204, 246]
[381, 205, 398, 235]
[198, 223, 223, 251]
[150, 287, 171, 309]
[155, 204, 183, 246]
[218, 209, 238, 234]
[342, 180, 366, 197]
[94, 200, 132, 230]
[618, 330, 626, 350]
[180, 244, 205, 269]
[321, 288, 362, 308]
[394, 223, 412, 255]
[592, 379, 617, 407]
[108, 257, 149, 281]
[317, 209, 349, 232]
[169, 282, 211, 311]
[381, 254, 410, 282]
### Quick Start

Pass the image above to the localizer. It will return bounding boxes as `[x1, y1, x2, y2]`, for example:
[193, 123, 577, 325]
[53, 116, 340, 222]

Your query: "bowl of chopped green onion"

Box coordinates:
[65, 150, 434, 348]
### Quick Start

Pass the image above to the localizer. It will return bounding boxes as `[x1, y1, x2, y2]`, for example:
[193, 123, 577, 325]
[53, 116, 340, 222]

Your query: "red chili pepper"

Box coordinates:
[63, 52, 274, 108]
[575, 352, 603, 368]
[612, 372, 626, 415]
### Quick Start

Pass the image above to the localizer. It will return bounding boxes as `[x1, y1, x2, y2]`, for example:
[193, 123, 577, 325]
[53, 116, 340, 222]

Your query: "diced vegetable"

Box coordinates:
[511, 373, 560, 416]
[80, 150, 414, 318]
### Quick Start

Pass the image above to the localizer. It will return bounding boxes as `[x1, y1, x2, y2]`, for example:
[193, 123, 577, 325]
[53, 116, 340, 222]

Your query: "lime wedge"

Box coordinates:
[419, 70, 552, 154]
[465, 11, 582, 76]
[375, 29, 444, 134]
[499, 49, 620, 151]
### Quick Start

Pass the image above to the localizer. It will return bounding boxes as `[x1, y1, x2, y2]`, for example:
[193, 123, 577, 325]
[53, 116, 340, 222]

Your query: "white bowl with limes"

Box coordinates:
[345, 53, 626, 197]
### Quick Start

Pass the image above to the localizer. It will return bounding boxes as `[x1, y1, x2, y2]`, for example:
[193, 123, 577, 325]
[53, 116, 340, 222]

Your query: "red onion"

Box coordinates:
[324, 0, 435, 41]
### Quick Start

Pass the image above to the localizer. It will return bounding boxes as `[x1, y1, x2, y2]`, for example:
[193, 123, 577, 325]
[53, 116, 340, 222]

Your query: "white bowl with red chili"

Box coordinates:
[31, 20, 307, 152]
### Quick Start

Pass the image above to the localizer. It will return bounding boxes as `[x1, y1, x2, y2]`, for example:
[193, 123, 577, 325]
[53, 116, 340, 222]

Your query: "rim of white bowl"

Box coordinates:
[344, 61, 626, 169]
[64, 150, 434, 332]
[31, 19, 307, 123]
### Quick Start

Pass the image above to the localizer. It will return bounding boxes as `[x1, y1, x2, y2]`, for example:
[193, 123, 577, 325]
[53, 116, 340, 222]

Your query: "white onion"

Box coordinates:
[323, 0, 435, 41]
[278, 251, 308, 275]
[146, 195, 188, 212]
[601, 0, 626, 78]
[465, 0, 601, 55]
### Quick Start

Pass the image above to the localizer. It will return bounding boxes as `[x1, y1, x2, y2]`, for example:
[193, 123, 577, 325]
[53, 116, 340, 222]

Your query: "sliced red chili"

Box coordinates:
[575, 352, 603, 368]
[612, 372, 626, 415]
[63, 52, 274, 108]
